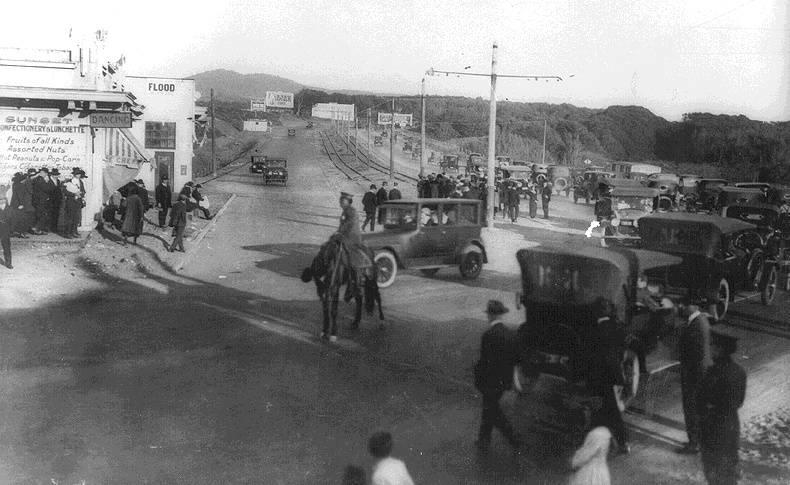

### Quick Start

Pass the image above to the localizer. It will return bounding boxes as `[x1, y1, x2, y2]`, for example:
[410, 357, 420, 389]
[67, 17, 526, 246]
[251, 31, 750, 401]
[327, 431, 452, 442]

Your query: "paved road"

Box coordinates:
[2, 119, 787, 484]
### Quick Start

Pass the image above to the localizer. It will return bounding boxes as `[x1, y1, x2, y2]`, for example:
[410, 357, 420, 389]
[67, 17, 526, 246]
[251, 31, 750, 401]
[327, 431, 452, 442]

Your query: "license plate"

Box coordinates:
[620, 220, 633, 226]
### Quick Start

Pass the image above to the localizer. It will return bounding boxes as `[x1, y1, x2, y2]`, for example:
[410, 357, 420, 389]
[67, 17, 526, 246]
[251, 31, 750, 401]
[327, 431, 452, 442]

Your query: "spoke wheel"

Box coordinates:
[761, 265, 778, 305]
[715, 278, 730, 320]
[614, 350, 640, 412]
[374, 251, 397, 288]
[459, 250, 482, 279]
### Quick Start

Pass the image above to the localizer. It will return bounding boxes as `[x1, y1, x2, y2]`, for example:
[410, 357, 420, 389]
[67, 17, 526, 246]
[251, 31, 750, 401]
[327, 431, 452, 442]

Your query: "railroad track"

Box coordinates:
[319, 130, 417, 185]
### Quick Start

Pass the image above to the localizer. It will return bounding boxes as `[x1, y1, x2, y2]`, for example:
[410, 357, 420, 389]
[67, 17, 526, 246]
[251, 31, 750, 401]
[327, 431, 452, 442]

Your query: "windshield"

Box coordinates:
[612, 195, 656, 212]
[381, 206, 419, 231]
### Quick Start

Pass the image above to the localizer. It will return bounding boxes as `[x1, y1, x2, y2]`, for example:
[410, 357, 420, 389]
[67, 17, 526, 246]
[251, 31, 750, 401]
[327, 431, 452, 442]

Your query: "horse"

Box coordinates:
[301, 239, 384, 340]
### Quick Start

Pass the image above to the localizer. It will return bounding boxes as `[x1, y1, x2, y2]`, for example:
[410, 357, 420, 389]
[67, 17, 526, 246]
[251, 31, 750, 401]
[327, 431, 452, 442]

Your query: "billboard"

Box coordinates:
[312, 103, 355, 121]
[265, 91, 294, 109]
[250, 99, 267, 111]
[377, 113, 413, 127]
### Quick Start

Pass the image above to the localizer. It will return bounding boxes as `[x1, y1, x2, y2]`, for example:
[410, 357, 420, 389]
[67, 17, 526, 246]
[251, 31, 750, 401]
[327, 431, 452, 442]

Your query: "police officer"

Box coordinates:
[474, 300, 522, 455]
[336, 192, 361, 245]
[700, 327, 746, 485]
[677, 303, 713, 454]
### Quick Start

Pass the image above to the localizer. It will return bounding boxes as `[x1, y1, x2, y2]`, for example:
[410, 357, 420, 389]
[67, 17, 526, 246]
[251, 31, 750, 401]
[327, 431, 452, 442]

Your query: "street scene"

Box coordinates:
[1, 1, 790, 484]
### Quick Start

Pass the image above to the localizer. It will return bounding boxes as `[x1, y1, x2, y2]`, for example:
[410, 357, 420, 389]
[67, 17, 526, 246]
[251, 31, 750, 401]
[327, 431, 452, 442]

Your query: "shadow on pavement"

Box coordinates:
[241, 242, 321, 278]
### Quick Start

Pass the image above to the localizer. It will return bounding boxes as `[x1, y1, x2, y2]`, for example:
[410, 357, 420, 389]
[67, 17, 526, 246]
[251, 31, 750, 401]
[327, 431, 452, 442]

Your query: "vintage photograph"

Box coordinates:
[0, 0, 788, 483]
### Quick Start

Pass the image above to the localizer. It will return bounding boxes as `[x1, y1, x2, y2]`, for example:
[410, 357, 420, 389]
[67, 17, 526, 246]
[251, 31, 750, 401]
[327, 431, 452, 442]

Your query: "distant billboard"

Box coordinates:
[250, 99, 267, 111]
[265, 91, 294, 109]
[312, 103, 355, 121]
[377, 113, 413, 127]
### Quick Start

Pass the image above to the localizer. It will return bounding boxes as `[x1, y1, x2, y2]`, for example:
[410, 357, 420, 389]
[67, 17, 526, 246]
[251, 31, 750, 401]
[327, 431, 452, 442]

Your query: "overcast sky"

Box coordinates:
[1, 0, 787, 121]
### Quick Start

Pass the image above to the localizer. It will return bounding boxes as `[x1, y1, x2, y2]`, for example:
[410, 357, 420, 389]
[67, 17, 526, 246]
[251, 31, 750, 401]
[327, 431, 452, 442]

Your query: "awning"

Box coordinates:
[119, 128, 150, 163]
[102, 164, 140, 203]
[0, 85, 136, 105]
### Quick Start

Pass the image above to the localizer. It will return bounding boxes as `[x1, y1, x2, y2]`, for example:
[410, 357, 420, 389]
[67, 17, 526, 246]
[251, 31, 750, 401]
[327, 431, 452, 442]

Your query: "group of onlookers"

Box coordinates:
[361, 181, 401, 231]
[0, 167, 89, 269]
[496, 179, 553, 222]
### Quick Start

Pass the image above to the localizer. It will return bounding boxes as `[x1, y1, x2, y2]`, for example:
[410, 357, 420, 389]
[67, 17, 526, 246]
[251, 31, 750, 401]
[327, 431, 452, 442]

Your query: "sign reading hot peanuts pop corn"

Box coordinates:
[0, 109, 89, 184]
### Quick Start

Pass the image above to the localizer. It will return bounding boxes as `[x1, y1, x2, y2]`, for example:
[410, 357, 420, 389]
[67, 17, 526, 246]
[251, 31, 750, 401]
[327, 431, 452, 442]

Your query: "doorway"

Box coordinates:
[154, 151, 175, 192]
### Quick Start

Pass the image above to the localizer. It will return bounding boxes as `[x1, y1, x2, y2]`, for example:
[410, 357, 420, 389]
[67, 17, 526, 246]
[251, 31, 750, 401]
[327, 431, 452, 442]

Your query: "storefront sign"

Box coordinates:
[265, 91, 294, 109]
[90, 112, 132, 128]
[0, 109, 88, 184]
[148, 82, 177, 92]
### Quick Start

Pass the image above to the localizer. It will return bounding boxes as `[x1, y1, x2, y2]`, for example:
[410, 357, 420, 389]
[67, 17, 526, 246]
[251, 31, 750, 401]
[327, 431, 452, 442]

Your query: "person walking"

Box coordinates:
[474, 300, 522, 455]
[368, 431, 414, 485]
[569, 426, 612, 485]
[388, 182, 402, 200]
[0, 193, 13, 269]
[155, 174, 172, 228]
[677, 303, 712, 455]
[136, 179, 150, 213]
[362, 185, 377, 232]
[120, 185, 144, 245]
[168, 194, 188, 252]
[541, 180, 553, 219]
[507, 182, 520, 223]
[700, 327, 746, 485]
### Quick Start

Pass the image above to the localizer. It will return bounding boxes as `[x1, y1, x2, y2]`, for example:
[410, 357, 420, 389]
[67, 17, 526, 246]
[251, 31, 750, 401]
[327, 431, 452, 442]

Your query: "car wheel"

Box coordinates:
[715, 278, 730, 320]
[420, 268, 440, 277]
[554, 178, 567, 194]
[374, 251, 397, 288]
[760, 265, 778, 305]
[615, 349, 640, 412]
[746, 249, 765, 290]
[459, 249, 483, 279]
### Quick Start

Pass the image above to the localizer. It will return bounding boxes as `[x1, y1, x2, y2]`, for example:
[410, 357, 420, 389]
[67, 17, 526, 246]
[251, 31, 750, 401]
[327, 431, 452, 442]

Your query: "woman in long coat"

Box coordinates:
[569, 426, 612, 485]
[121, 185, 144, 245]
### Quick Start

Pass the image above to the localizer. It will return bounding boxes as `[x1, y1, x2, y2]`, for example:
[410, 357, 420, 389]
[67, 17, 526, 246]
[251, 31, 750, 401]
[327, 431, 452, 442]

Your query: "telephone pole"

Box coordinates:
[210, 88, 216, 178]
[367, 107, 371, 154]
[427, 46, 565, 228]
[420, 77, 426, 178]
[389, 97, 395, 184]
[541, 118, 547, 164]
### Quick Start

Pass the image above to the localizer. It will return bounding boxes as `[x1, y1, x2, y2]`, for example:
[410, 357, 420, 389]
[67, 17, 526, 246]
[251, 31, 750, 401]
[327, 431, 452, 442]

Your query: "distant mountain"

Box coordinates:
[190, 69, 304, 102]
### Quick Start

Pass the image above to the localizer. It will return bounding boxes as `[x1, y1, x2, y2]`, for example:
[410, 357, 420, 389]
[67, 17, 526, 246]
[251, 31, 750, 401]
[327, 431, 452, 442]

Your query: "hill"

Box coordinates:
[191, 69, 304, 102]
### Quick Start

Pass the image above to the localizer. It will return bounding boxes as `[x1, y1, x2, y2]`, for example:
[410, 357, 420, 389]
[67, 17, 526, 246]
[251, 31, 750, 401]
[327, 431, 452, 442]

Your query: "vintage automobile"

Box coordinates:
[373, 136, 383, 146]
[638, 212, 766, 319]
[725, 203, 790, 302]
[547, 165, 572, 195]
[646, 173, 680, 201]
[287, 128, 296, 137]
[306, 121, 314, 129]
[262, 158, 288, 186]
[250, 155, 267, 174]
[495, 155, 513, 167]
[403, 141, 413, 152]
[573, 170, 615, 204]
[466, 152, 484, 175]
[686, 178, 729, 212]
[500, 164, 532, 186]
[602, 186, 660, 247]
[716, 186, 766, 214]
[363, 199, 487, 288]
[440, 155, 460, 171]
[514, 244, 681, 411]
[735, 183, 790, 207]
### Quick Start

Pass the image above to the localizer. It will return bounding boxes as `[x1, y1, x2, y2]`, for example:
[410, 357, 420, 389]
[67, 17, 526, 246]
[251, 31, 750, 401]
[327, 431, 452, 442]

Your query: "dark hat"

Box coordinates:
[369, 184, 377, 190]
[340, 191, 353, 202]
[71, 167, 82, 174]
[27, 168, 37, 175]
[50, 168, 60, 176]
[710, 326, 738, 354]
[194, 183, 202, 188]
[485, 300, 509, 315]
[186, 181, 194, 187]
[39, 167, 50, 174]
[160, 173, 169, 180]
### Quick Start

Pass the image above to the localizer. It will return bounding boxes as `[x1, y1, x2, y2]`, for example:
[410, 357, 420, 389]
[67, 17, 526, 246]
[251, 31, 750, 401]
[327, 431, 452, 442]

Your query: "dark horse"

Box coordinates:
[300, 239, 384, 339]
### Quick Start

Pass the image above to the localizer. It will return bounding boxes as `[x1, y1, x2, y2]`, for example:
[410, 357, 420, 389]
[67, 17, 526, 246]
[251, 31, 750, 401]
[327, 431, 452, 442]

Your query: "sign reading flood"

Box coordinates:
[0, 109, 88, 184]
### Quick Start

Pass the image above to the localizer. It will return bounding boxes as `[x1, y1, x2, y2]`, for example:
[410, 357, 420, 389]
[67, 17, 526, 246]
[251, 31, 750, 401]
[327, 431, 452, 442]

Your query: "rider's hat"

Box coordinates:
[340, 192, 353, 202]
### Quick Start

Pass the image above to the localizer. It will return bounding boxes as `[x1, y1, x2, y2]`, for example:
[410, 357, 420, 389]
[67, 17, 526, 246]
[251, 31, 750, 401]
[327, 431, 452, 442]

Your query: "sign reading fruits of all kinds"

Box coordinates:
[264, 91, 294, 109]
[0, 109, 88, 184]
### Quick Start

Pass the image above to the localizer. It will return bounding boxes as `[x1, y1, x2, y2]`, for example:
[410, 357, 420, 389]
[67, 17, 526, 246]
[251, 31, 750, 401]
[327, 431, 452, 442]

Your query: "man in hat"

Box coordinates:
[540, 180, 553, 219]
[135, 179, 150, 213]
[677, 303, 713, 454]
[71, 168, 87, 230]
[474, 300, 522, 454]
[700, 327, 747, 485]
[361, 185, 377, 232]
[0, 191, 13, 268]
[155, 174, 173, 228]
[335, 192, 361, 245]
[191, 183, 212, 220]
[48, 169, 62, 232]
[168, 194, 188, 252]
[11, 169, 37, 235]
[31, 167, 53, 234]
[388, 181, 402, 201]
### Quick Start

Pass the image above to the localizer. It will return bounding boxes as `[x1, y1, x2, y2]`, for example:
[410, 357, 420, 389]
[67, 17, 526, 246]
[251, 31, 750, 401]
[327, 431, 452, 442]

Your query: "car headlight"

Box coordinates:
[611, 218, 620, 227]
[633, 219, 639, 228]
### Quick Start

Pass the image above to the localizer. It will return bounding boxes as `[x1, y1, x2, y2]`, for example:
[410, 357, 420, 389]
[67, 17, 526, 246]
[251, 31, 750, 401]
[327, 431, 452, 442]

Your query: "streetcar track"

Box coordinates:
[318, 130, 417, 185]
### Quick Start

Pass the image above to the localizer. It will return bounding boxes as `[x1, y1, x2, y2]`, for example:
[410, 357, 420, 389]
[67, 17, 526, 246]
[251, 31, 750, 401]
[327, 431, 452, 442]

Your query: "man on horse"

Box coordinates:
[335, 192, 361, 245]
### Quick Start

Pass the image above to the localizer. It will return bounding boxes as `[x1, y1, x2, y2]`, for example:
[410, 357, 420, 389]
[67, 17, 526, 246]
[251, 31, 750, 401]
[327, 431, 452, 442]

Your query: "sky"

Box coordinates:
[1, 0, 788, 121]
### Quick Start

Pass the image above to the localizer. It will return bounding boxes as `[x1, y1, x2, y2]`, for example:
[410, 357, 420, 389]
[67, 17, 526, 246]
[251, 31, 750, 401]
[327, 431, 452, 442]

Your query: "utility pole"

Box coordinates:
[367, 107, 371, 154]
[389, 97, 395, 184]
[541, 118, 547, 165]
[485, 43, 498, 227]
[420, 77, 426, 178]
[210, 88, 216, 178]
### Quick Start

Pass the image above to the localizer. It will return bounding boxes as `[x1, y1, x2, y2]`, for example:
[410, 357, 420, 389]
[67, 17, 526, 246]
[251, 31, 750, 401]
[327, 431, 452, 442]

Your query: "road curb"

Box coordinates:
[727, 310, 788, 328]
[174, 193, 237, 272]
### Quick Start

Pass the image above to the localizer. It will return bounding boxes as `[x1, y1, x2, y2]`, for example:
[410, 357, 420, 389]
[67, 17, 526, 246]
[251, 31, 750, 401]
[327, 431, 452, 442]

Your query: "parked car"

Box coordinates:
[574, 170, 615, 204]
[716, 186, 766, 214]
[374, 136, 383, 146]
[440, 155, 460, 171]
[403, 142, 412, 152]
[363, 199, 487, 288]
[638, 212, 765, 319]
[602, 186, 660, 247]
[306, 121, 313, 129]
[686, 179, 729, 212]
[514, 244, 681, 411]
[287, 128, 296, 137]
[466, 153, 484, 175]
[250, 155, 266, 174]
[547, 165, 572, 195]
[263, 158, 288, 186]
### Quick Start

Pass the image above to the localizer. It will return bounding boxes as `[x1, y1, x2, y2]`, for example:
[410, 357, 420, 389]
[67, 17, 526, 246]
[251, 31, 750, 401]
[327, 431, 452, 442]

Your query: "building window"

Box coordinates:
[145, 121, 176, 149]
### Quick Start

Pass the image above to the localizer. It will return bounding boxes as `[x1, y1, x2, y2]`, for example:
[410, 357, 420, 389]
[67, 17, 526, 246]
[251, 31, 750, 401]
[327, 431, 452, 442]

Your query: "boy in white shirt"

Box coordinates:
[368, 431, 415, 485]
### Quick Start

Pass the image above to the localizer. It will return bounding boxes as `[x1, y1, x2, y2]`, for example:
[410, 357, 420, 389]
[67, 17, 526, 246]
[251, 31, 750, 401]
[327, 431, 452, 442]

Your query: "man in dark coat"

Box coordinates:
[11, 169, 36, 235]
[677, 303, 712, 454]
[168, 194, 188, 252]
[32, 168, 53, 234]
[136, 179, 150, 213]
[474, 300, 521, 454]
[154, 175, 172, 228]
[388, 182, 402, 201]
[335, 192, 361, 245]
[120, 186, 144, 245]
[0, 193, 13, 269]
[48, 169, 62, 232]
[507, 183, 520, 223]
[541, 181, 552, 219]
[700, 327, 747, 485]
[361, 185, 377, 232]
[416, 175, 427, 198]
[525, 183, 538, 218]
[191, 184, 212, 219]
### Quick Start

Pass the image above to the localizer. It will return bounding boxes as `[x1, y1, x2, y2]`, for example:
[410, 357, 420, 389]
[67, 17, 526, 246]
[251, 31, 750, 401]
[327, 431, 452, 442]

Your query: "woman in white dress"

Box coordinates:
[569, 426, 612, 485]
